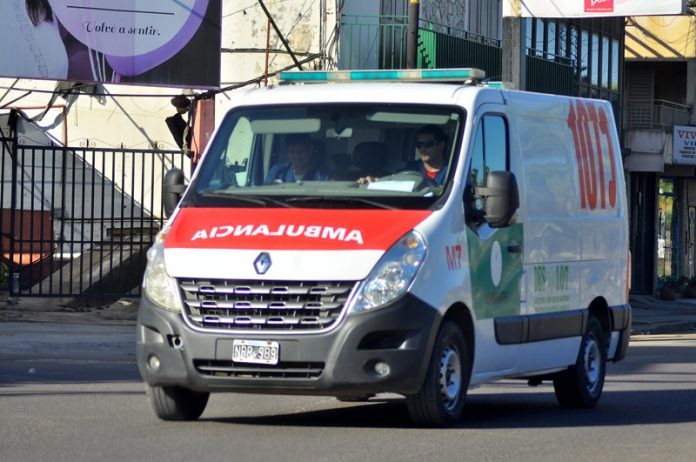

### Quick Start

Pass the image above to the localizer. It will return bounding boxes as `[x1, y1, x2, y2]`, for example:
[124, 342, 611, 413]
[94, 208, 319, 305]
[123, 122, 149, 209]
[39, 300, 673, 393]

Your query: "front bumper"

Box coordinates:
[136, 293, 441, 396]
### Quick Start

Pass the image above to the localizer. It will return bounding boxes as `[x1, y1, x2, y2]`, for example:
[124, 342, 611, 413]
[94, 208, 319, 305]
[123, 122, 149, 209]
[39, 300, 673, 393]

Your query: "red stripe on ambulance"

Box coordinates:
[165, 208, 431, 251]
[567, 100, 618, 210]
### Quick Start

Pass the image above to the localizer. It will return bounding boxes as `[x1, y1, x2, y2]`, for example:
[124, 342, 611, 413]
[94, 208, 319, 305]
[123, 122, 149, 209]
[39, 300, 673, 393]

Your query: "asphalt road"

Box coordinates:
[1, 322, 696, 462]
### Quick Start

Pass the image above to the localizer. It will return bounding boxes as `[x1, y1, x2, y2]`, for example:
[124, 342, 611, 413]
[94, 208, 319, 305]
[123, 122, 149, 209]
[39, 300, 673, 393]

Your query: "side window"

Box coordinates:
[224, 117, 253, 186]
[466, 114, 509, 221]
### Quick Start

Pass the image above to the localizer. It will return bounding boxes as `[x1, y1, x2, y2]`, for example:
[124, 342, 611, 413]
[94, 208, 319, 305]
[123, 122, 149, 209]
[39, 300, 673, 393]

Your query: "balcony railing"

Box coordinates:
[626, 100, 691, 131]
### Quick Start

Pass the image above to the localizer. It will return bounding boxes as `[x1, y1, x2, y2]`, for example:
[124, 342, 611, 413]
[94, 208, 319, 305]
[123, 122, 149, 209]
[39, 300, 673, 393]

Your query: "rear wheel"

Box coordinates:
[553, 316, 606, 408]
[406, 321, 470, 427]
[148, 385, 209, 421]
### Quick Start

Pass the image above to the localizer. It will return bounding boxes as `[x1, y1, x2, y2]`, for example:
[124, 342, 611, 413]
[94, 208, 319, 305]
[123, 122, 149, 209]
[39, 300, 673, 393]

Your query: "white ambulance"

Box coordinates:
[137, 69, 631, 427]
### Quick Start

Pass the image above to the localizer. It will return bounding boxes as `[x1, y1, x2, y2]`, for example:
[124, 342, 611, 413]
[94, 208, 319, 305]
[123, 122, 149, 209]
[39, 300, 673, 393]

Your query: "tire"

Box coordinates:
[406, 321, 471, 427]
[553, 316, 607, 408]
[148, 385, 210, 421]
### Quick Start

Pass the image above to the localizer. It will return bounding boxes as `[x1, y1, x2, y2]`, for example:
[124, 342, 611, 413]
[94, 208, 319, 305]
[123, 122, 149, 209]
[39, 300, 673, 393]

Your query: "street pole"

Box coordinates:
[502, 0, 526, 90]
[406, 0, 420, 69]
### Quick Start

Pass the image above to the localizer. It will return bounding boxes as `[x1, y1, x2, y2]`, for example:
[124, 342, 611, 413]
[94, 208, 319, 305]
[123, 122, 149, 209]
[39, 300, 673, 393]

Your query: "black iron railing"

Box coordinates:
[1, 138, 190, 297]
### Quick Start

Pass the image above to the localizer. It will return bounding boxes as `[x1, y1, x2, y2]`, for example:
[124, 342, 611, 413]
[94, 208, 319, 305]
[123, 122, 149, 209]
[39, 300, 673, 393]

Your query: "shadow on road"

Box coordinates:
[204, 342, 696, 429]
[202, 386, 696, 429]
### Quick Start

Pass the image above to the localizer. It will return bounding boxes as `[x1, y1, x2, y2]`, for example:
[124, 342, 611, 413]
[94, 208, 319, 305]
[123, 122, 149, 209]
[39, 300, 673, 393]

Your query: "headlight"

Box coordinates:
[349, 230, 427, 313]
[142, 230, 182, 312]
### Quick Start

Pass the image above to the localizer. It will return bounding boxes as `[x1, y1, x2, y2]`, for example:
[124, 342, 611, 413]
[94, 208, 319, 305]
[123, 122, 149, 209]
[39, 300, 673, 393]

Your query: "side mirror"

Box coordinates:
[475, 171, 519, 228]
[163, 168, 187, 218]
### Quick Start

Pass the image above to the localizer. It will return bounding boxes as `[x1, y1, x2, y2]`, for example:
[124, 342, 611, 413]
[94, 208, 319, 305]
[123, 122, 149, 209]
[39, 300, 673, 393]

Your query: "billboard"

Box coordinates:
[503, 0, 685, 18]
[0, 0, 221, 89]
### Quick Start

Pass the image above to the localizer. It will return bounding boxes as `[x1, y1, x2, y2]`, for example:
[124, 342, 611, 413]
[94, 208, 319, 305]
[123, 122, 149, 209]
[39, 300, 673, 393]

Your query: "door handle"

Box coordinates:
[507, 243, 523, 254]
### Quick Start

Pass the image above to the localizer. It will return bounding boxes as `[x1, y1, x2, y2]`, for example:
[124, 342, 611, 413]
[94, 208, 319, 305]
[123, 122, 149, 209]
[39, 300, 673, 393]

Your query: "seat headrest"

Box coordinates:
[353, 141, 388, 176]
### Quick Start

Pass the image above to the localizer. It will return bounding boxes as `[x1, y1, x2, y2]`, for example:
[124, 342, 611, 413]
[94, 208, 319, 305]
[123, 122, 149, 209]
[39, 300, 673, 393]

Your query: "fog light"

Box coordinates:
[148, 355, 161, 371]
[374, 361, 390, 377]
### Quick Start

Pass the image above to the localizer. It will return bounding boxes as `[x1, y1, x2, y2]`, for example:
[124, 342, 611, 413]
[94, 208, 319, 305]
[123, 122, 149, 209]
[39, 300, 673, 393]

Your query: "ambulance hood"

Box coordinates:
[163, 208, 431, 281]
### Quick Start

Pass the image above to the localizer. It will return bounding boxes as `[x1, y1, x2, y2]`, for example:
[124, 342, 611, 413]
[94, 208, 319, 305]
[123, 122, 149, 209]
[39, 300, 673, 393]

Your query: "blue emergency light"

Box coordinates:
[279, 68, 486, 83]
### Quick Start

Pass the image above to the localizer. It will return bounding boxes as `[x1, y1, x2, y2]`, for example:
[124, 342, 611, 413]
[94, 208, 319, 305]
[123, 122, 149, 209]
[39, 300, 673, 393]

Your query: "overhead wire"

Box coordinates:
[0, 50, 321, 104]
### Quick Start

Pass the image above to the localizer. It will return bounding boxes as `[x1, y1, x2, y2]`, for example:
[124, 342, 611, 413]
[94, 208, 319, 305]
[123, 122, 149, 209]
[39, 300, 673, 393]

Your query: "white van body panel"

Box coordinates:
[165, 248, 384, 281]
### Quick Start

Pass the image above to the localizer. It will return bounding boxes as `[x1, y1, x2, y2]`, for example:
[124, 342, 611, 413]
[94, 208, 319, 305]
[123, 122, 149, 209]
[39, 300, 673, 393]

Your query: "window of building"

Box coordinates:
[535, 19, 545, 57]
[602, 36, 610, 89]
[591, 32, 600, 86]
[580, 30, 589, 84]
[558, 21, 568, 58]
[611, 38, 620, 91]
[547, 20, 557, 58]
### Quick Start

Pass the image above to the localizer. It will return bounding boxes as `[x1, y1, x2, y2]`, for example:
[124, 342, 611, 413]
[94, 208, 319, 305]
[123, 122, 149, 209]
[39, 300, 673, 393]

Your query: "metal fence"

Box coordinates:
[339, 14, 581, 97]
[1, 136, 190, 298]
[339, 14, 410, 69]
[418, 23, 502, 79]
[526, 54, 577, 96]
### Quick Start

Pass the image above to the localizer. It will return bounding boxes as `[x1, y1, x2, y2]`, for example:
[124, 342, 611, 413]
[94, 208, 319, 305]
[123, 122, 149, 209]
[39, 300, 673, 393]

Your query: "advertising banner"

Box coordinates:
[673, 125, 696, 166]
[503, 0, 685, 18]
[0, 0, 221, 88]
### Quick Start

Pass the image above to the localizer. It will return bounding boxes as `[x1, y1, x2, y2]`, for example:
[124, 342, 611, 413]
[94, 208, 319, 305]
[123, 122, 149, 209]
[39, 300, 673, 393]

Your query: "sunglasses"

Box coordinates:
[415, 139, 439, 149]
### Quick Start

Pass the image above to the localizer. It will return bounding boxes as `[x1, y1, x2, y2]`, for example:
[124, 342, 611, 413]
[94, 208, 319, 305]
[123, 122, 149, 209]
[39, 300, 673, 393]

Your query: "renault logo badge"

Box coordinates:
[254, 252, 271, 275]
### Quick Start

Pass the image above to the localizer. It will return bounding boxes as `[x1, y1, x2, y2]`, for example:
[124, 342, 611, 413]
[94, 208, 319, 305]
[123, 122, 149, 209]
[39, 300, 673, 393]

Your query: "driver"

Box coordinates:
[357, 124, 448, 185]
[265, 134, 329, 183]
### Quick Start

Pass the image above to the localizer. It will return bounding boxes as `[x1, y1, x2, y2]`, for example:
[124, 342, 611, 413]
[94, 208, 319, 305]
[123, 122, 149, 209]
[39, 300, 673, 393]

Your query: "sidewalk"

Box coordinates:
[629, 293, 696, 335]
[1, 293, 696, 336]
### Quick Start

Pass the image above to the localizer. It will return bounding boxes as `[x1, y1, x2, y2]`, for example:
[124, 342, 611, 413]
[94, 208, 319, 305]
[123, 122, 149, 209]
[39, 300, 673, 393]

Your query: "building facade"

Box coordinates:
[622, 14, 696, 294]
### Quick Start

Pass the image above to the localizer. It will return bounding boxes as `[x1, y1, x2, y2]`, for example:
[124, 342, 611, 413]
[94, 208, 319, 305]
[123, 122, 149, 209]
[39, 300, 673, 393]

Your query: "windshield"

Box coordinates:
[189, 103, 464, 210]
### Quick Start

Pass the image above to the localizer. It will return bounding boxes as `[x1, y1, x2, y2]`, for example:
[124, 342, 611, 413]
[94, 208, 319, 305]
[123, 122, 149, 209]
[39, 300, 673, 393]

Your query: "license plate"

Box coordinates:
[232, 339, 280, 365]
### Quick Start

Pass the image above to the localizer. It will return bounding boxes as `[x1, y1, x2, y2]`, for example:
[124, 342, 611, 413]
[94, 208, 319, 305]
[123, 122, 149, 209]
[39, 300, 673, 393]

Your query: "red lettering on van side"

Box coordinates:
[597, 106, 617, 207]
[568, 103, 587, 209]
[567, 100, 618, 210]
[575, 101, 598, 209]
[445, 245, 462, 270]
[586, 103, 607, 208]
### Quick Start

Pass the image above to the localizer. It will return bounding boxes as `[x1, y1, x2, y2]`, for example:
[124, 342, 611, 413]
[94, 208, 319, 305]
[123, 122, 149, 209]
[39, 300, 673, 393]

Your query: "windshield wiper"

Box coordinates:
[199, 192, 294, 208]
[285, 196, 396, 210]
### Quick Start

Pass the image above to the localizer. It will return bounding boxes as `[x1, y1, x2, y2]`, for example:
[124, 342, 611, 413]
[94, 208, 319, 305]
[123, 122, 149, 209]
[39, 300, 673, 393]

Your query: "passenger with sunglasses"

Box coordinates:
[356, 124, 448, 186]
[397, 124, 448, 184]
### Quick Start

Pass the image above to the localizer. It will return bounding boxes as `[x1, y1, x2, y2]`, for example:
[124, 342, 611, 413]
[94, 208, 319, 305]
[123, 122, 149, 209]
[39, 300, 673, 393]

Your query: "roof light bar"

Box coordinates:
[279, 68, 486, 83]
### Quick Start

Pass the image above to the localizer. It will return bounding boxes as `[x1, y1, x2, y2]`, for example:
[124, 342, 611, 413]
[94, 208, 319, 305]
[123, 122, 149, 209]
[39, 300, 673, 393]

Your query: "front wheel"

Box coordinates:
[406, 321, 471, 427]
[148, 385, 210, 421]
[553, 316, 607, 408]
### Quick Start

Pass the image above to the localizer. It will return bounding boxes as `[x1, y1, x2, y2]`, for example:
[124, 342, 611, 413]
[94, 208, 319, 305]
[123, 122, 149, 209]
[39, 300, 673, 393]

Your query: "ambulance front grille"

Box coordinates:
[178, 279, 357, 332]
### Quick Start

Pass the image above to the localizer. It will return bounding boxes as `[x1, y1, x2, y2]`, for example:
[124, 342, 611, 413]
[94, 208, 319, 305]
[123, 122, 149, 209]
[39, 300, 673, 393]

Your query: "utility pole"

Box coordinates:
[406, 0, 420, 69]
[502, 0, 526, 90]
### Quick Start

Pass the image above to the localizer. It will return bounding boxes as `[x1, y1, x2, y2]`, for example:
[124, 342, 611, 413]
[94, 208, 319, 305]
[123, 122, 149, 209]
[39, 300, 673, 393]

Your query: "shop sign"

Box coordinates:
[673, 125, 696, 166]
[503, 0, 685, 17]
